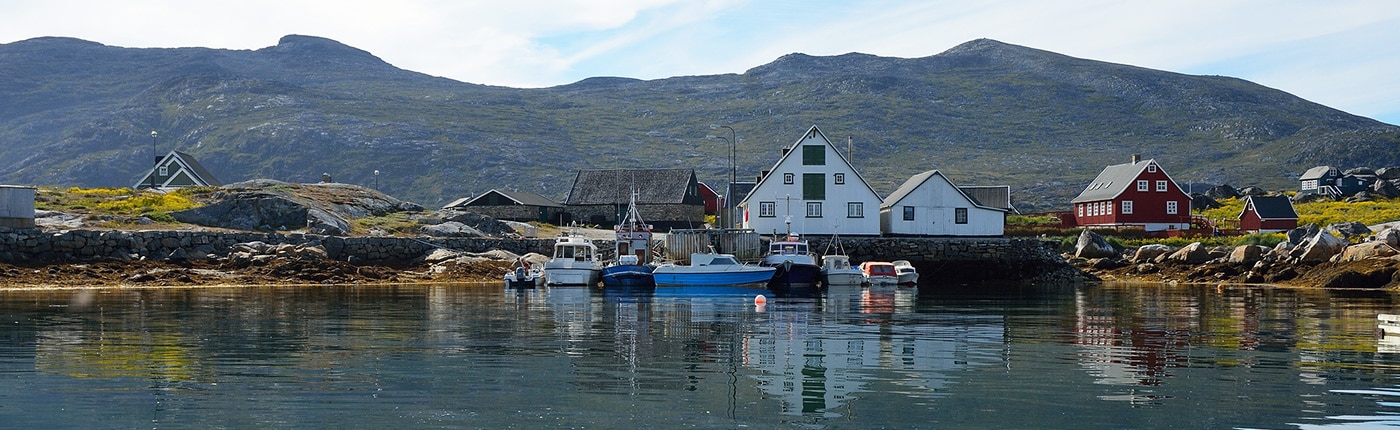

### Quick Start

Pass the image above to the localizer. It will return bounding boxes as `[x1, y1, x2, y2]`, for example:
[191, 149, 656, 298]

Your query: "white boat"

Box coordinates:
[653, 252, 776, 286]
[892, 260, 919, 285]
[821, 255, 865, 286]
[503, 257, 542, 288]
[1380, 314, 1400, 337]
[543, 232, 603, 286]
[859, 261, 899, 286]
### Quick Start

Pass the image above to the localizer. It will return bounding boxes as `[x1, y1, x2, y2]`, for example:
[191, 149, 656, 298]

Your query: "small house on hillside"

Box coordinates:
[1238, 195, 1298, 233]
[881, 170, 1009, 236]
[1298, 166, 1372, 198]
[443, 189, 564, 223]
[564, 169, 704, 231]
[738, 125, 883, 237]
[1070, 155, 1191, 232]
[134, 150, 222, 189]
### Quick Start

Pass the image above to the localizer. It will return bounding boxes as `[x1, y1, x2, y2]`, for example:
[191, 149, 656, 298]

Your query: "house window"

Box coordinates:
[783, 173, 794, 184]
[1148, 164, 1157, 173]
[1077, 204, 1084, 217]
[955, 208, 968, 224]
[1106, 202, 1113, 215]
[159, 166, 168, 176]
[802, 145, 825, 165]
[802, 173, 825, 200]
[903, 206, 915, 221]
[759, 202, 776, 217]
[1166, 201, 1178, 215]
[847, 202, 863, 218]
[806, 202, 822, 218]
[1122, 200, 1133, 214]
[1156, 180, 1167, 192]
[834, 173, 845, 185]
[1137, 180, 1148, 192]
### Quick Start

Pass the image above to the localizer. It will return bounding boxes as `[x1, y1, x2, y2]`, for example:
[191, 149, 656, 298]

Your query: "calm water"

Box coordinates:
[3, 281, 1400, 429]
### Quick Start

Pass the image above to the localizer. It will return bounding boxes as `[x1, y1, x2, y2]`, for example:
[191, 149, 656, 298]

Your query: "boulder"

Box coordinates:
[439, 210, 514, 237]
[420, 221, 487, 237]
[1291, 231, 1349, 263]
[1190, 193, 1222, 211]
[1237, 186, 1269, 197]
[1326, 221, 1372, 239]
[1378, 167, 1400, 180]
[292, 245, 329, 261]
[1074, 230, 1117, 259]
[172, 194, 308, 231]
[1333, 242, 1399, 262]
[1090, 258, 1127, 270]
[1292, 193, 1332, 203]
[1345, 167, 1376, 176]
[420, 248, 465, 263]
[1370, 228, 1400, 247]
[1371, 180, 1400, 199]
[1346, 191, 1375, 203]
[1132, 244, 1173, 262]
[1314, 265, 1399, 288]
[1204, 184, 1240, 199]
[306, 208, 350, 236]
[1166, 242, 1211, 264]
[1226, 245, 1264, 264]
[1286, 224, 1320, 245]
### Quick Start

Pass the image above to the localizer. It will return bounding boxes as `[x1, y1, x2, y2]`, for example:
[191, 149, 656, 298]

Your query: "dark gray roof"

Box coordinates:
[726, 182, 755, 208]
[1071, 159, 1163, 203]
[173, 151, 222, 186]
[565, 169, 695, 205]
[456, 189, 562, 208]
[1241, 195, 1298, 220]
[959, 186, 1014, 211]
[881, 170, 1006, 211]
[1299, 166, 1340, 181]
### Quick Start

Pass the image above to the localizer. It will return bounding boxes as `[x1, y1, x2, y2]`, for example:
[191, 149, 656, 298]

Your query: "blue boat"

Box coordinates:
[601, 188, 656, 287]
[653, 252, 776, 286]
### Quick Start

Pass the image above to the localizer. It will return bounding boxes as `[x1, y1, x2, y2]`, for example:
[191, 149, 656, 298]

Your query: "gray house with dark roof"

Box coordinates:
[1298, 165, 1371, 198]
[444, 189, 564, 223]
[564, 168, 704, 231]
[134, 150, 222, 189]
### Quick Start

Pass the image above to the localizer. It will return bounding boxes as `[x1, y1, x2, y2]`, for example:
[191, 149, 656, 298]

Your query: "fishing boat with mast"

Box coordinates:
[601, 188, 655, 287]
[819, 233, 864, 287]
[762, 217, 823, 290]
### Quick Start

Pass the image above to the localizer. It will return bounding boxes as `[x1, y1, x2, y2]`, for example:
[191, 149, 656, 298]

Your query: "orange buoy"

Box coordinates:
[754, 295, 767, 305]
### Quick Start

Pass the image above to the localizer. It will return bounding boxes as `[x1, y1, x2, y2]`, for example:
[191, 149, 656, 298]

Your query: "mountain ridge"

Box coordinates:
[1, 35, 1395, 211]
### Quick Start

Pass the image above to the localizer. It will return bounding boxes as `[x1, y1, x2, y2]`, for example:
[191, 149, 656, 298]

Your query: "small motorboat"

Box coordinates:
[503, 258, 542, 288]
[821, 255, 865, 286]
[653, 252, 776, 286]
[543, 232, 603, 286]
[1380, 314, 1400, 337]
[859, 261, 898, 286]
[892, 260, 919, 285]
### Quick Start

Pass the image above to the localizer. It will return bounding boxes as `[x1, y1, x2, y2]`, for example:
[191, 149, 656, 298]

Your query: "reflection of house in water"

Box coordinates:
[742, 307, 1005, 416]
[1073, 289, 1192, 392]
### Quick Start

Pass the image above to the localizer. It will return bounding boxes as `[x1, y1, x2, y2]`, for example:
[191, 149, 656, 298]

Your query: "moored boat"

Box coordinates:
[859, 261, 898, 286]
[653, 252, 776, 286]
[821, 255, 864, 286]
[503, 257, 542, 288]
[602, 188, 656, 287]
[1380, 314, 1400, 337]
[892, 260, 919, 285]
[763, 234, 822, 290]
[543, 232, 603, 286]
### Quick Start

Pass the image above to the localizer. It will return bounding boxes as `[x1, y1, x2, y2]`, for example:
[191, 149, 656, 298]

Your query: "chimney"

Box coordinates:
[1131, 154, 1141, 164]
[759, 170, 770, 182]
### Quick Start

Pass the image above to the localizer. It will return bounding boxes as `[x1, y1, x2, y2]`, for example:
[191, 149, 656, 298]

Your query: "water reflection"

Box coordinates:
[3, 282, 1400, 427]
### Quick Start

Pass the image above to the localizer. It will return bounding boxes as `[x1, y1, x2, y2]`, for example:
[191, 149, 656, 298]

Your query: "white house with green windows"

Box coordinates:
[738, 125, 883, 237]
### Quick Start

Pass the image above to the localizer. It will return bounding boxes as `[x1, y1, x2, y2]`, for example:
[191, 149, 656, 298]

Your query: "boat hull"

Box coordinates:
[767, 262, 822, 289]
[601, 264, 655, 287]
[823, 271, 865, 286]
[897, 272, 919, 285]
[544, 267, 600, 286]
[653, 267, 776, 286]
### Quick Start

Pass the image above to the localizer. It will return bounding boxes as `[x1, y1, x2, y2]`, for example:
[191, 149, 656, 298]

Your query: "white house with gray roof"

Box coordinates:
[738, 126, 883, 237]
[880, 170, 1008, 236]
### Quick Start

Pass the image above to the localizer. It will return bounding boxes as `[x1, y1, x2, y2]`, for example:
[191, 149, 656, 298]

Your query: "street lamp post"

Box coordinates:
[708, 135, 731, 228]
[149, 130, 158, 189]
[712, 124, 736, 228]
[374, 170, 380, 190]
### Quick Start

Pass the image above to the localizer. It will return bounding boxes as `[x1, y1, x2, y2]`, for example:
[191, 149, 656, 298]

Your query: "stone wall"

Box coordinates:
[0, 228, 554, 263]
[803, 236, 1083, 285]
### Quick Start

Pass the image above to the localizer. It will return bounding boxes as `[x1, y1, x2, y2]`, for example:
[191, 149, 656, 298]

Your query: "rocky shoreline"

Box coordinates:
[1070, 223, 1400, 289]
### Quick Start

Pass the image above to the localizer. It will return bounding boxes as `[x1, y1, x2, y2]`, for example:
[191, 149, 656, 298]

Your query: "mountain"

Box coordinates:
[2, 35, 1397, 211]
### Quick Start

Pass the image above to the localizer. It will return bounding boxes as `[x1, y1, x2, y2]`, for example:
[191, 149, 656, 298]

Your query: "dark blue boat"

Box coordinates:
[601, 188, 656, 288]
[602, 255, 655, 287]
[763, 235, 822, 290]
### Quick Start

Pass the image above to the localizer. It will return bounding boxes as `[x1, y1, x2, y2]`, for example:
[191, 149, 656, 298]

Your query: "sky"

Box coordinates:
[3, 0, 1398, 125]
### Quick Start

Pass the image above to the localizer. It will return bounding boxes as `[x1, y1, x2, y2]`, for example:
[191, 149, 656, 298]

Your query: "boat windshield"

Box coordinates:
[710, 256, 737, 265]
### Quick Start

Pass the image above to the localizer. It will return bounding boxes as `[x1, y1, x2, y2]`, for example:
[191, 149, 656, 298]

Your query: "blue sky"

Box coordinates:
[3, 0, 1398, 125]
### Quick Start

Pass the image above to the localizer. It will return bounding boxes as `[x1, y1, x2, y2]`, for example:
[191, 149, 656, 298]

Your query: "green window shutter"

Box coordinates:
[802, 173, 825, 200]
[802, 145, 825, 165]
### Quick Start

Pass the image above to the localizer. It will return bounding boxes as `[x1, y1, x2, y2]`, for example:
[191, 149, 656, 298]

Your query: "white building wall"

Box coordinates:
[741, 130, 883, 236]
[881, 174, 1004, 236]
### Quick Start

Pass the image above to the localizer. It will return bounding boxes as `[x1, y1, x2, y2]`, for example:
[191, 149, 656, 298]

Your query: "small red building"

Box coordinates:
[1070, 155, 1191, 232]
[1238, 195, 1298, 233]
[698, 182, 721, 215]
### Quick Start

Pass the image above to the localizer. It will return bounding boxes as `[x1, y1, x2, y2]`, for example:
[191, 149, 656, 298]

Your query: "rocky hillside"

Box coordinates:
[2, 35, 1397, 211]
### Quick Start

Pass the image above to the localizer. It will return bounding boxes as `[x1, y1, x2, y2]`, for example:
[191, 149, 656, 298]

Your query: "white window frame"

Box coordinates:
[1106, 202, 1113, 215]
[1148, 164, 1157, 173]
[1122, 200, 1133, 214]
[1156, 180, 1168, 192]
[1077, 204, 1084, 217]
[903, 206, 915, 221]
[159, 166, 168, 176]
[1166, 200, 1178, 215]
[1137, 180, 1148, 192]
[955, 207, 968, 224]
[806, 202, 822, 218]
[846, 202, 863, 218]
[834, 173, 845, 185]
[783, 173, 794, 185]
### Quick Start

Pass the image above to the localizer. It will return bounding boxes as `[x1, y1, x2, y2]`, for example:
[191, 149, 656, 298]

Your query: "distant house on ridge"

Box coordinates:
[1298, 165, 1372, 198]
[134, 150, 221, 189]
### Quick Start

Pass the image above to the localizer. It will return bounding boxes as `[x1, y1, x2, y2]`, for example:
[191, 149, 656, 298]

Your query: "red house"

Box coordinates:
[1071, 155, 1191, 232]
[1238, 195, 1298, 233]
[698, 182, 721, 215]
